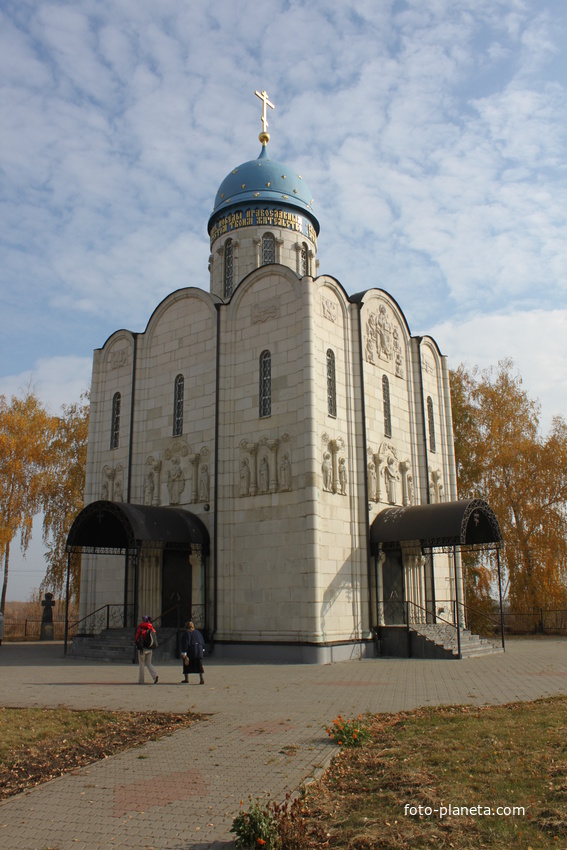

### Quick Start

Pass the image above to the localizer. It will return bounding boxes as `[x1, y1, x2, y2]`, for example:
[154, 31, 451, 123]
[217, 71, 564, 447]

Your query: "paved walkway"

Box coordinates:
[1, 638, 566, 849]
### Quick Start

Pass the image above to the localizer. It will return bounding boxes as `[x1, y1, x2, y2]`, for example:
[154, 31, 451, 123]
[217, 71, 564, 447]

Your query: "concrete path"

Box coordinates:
[1, 637, 566, 849]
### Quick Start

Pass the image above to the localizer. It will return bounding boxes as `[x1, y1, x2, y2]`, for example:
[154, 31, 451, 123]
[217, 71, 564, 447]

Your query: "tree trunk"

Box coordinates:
[1, 539, 10, 614]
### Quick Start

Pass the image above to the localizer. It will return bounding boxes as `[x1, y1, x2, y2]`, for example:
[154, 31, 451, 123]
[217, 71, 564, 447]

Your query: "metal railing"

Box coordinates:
[64, 604, 134, 655]
[407, 600, 465, 658]
[69, 603, 135, 636]
[63, 601, 208, 655]
[380, 598, 505, 658]
[500, 609, 567, 635]
[3, 619, 69, 641]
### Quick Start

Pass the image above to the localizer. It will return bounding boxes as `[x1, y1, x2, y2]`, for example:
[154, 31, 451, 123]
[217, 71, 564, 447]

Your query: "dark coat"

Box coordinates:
[181, 628, 205, 673]
[181, 628, 205, 659]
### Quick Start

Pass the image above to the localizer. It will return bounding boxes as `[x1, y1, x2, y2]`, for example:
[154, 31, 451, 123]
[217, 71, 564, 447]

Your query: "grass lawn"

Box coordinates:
[0, 707, 202, 799]
[303, 696, 567, 849]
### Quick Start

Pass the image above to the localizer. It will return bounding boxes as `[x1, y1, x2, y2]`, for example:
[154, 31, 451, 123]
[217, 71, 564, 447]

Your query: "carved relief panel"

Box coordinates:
[321, 433, 348, 496]
[162, 440, 211, 505]
[101, 463, 124, 502]
[238, 433, 292, 496]
[367, 442, 413, 506]
[364, 303, 404, 378]
[430, 468, 444, 503]
[164, 440, 189, 505]
[144, 456, 162, 506]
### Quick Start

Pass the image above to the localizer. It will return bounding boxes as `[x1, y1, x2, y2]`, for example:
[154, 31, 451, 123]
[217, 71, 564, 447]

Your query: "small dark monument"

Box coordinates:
[40, 592, 56, 641]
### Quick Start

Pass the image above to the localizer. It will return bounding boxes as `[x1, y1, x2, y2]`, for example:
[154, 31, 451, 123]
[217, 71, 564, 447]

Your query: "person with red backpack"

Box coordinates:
[135, 615, 159, 684]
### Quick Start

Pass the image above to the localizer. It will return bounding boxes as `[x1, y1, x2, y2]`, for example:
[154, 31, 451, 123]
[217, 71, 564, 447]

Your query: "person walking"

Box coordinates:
[135, 615, 159, 684]
[180, 621, 205, 684]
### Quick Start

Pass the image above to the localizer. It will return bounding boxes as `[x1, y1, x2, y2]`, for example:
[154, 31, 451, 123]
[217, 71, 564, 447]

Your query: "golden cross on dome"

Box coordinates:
[255, 89, 274, 145]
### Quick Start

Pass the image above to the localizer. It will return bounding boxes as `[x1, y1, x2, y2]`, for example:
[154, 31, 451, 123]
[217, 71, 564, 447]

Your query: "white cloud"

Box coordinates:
[429, 309, 567, 433]
[0, 356, 92, 414]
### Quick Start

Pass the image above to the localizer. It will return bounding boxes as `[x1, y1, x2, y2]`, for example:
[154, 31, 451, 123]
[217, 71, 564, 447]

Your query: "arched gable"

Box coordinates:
[143, 287, 219, 346]
[225, 263, 302, 324]
[315, 276, 350, 325]
[98, 330, 135, 370]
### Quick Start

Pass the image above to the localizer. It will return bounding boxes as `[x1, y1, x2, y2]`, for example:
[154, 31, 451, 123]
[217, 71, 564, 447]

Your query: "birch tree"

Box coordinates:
[41, 395, 89, 601]
[450, 360, 567, 612]
[0, 391, 55, 612]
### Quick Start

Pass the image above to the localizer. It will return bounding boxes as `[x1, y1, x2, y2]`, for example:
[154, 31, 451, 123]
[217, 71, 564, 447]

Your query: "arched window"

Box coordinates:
[427, 396, 436, 452]
[259, 350, 271, 417]
[382, 376, 392, 438]
[262, 233, 275, 265]
[224, 238, 233, 298]
[300, 243, 308, 276]
[327, 349, 337, 417]
[173, 374, 184, 436]
[110, 392, 121, 449]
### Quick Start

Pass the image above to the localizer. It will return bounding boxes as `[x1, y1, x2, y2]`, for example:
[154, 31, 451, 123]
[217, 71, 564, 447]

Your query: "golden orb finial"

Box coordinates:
[255, 89, 274, 146]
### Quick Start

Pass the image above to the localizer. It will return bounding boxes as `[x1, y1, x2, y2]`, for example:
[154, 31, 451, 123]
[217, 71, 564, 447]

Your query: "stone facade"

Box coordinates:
[78, 139, 461, 663]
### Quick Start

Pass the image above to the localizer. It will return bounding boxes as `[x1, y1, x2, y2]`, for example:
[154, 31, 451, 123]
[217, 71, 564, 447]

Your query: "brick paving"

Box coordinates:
[1, 637, 566, 849]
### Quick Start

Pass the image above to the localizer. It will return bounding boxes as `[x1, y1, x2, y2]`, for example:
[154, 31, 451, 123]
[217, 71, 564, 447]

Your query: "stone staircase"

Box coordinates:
[69, 627, 179, 663]
[411, 623, 503, 658]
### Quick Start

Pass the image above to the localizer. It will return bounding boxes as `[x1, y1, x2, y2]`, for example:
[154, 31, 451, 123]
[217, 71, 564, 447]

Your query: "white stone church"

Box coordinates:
[68, 92, 502, 662]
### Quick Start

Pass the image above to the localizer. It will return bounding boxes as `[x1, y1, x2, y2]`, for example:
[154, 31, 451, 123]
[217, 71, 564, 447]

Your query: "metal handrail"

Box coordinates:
[405, 600, 463, 658]
[64, 603, 134, 655]
[152, 604, 181, 629]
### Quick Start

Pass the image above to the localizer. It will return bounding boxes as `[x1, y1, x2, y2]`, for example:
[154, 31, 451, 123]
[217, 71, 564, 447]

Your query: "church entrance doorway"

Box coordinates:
[382, 547, 405, 625]
[162, 549, 192, 627]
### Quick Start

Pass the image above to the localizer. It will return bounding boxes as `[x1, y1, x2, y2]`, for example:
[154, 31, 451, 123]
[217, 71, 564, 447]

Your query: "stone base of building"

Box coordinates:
[211, 638, 377, 664]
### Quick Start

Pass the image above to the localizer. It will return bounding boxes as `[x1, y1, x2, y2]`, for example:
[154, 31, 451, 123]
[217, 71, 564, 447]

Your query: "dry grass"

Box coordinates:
[0, 706, 203, 799]
[302, 696, 567, 849]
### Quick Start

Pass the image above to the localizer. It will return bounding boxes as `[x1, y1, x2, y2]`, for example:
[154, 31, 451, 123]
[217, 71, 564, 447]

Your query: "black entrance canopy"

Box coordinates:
[370, 498, 502, 554]
[66, 500, 210, 554]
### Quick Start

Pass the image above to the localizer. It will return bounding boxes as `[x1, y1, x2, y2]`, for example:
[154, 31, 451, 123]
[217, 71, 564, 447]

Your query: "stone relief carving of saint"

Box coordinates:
[259, 455, 269, 494]
[365, 304, 402, 369]
[338, 457, 347, 496]
[367, 461, 377, 502]
[114, 477, 123, 502]
[365, 313, 377, 363]
[167, 456, 185, 505]
[144, 469, 155, 505]
[240, 458, 250, 496]
[377, 304, 393, 360]
[407, 473, 414, 506]
[384, 455, 400, 505]
[430, 469, 442, 503]
[322, 452, 332, 492]
[393, 328, 404, 378]
[199, 464, 209, 502]
[279, 453, 291, 492]
[101, 479, 109, 500]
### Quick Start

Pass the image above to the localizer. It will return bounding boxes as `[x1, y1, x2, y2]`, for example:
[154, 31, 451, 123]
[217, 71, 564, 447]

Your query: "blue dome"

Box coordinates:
[208, 146, 319, 236]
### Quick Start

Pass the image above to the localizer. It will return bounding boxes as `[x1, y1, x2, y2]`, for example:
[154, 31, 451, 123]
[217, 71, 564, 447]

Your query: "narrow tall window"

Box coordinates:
[224, 238, 233, 298]
[259, 350, 271, 417]
[173, 374, 184, 436]
[300, 243, 308, 276]
[427, 396, 436, 452]
[262, 233, 275, 265]
[110, 392, 121, 449]
[382, 375, 392, 438]
[327, 349, 337, 417]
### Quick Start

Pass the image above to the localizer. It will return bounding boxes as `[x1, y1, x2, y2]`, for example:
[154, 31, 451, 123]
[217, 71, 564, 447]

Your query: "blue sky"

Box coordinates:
[2, 0, 567, 599]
